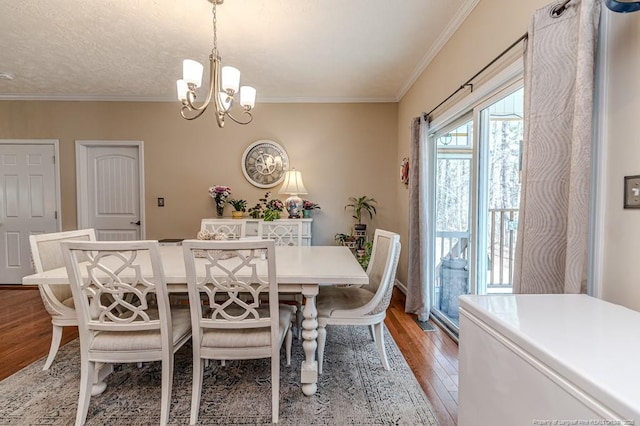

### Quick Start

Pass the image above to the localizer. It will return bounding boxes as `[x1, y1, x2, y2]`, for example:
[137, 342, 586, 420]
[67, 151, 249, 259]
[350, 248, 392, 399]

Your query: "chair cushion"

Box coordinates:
[316, 286, 375, 317]
[200, 305, 293, 349]
[89, 307, 192, 352]
[61, 297, 74, 309]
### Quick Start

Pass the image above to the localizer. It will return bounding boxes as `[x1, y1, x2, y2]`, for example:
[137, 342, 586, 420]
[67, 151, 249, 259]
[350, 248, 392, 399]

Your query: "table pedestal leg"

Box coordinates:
[91, 363, 113, 396]
[300, 284, 318, 396]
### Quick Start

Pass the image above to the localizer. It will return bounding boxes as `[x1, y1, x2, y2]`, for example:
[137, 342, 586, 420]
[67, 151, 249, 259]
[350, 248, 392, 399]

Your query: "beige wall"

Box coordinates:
[601, 10, 640, 311]
[395, 0, 549, 286]
[0, 101, 398, 245]
[5, 1, 634, 308]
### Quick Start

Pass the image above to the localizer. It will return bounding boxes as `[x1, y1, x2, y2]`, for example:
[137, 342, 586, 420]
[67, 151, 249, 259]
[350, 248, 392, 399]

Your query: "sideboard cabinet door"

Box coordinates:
[201, 218, 312, 245]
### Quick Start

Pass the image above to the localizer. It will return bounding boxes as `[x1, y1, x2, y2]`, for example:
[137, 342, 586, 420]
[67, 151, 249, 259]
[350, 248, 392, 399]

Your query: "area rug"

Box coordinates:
[0, 326, 439, 425]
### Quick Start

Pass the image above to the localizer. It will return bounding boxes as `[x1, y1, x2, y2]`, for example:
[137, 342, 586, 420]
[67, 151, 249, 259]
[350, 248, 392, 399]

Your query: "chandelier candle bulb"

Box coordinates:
[176, 80, 188, 102]
[240, 86, 256, 109]
[183, 59, 203, 88]
[218, 92, 231, 111]
[222, 66, 240, 93]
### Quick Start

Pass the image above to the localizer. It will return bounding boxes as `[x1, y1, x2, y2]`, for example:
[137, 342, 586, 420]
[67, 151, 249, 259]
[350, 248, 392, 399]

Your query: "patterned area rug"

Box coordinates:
[0, 325, 439, 425]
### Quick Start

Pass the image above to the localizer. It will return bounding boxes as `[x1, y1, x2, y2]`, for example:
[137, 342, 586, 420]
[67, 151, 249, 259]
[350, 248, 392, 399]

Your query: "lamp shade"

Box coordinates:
[240, 86, 256, 108]
[221, 66, 240, 93]
[183, 59, 203, 88]
[176, 79, 188, 101]
[278, 170, 308, 195]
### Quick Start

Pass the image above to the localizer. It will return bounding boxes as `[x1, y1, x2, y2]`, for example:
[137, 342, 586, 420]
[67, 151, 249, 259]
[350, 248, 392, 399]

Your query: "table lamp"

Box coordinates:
[278, 169, 308, 218]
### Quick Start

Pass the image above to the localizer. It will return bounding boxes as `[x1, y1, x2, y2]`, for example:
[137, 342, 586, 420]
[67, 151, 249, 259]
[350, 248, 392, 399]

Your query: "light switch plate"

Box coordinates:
[623, 176, 640, 209]
[157, 197, 165, 207]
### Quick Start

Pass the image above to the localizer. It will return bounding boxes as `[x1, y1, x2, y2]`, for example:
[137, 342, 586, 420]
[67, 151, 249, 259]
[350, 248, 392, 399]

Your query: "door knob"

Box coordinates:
[131, 221, 141, 226]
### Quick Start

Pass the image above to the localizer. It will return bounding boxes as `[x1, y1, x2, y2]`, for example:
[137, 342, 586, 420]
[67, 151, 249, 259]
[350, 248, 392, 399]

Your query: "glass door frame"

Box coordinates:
[472, 80, 524, 296]
[427, 77, 524, 333]
[429, 114, 474, 331]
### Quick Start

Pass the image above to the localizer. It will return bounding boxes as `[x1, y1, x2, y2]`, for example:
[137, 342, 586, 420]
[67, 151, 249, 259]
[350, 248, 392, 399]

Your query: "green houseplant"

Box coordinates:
[248, 192, 284, 221]
[334, 232, 357, 248]
[356, 240, 374, 270]
[229, 199, 247, 218]
[345, 196, 377, 231]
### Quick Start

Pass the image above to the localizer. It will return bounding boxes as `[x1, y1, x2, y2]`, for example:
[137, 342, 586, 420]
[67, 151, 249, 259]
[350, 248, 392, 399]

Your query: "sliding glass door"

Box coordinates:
[430, 85, 523, 331]
[432, 118, 473, 328]
[477, 87, 523, 295]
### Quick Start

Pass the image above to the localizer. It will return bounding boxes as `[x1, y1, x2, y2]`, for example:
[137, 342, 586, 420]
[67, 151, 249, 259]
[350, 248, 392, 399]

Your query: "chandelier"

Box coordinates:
[176, 0, 256, 127]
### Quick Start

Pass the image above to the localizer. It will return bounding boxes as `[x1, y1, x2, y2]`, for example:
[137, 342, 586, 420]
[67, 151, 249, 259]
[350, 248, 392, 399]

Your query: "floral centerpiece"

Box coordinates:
[302, 200, 321, 218]
[264, 197, 284, 221]
[208, 185, 231, 217]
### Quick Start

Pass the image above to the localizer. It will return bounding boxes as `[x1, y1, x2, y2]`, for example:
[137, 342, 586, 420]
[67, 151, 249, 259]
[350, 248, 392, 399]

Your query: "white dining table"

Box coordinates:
[22, 245, 369, 397]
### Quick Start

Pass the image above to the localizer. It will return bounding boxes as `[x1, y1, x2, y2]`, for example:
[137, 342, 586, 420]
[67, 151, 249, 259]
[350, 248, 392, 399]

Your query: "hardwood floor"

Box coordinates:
[0, 286, 78, 381]
[0, 285, 458, 425]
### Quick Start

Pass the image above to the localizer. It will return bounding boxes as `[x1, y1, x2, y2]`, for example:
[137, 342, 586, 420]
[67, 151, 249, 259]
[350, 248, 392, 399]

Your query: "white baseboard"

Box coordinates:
[394, 279, 407, 294]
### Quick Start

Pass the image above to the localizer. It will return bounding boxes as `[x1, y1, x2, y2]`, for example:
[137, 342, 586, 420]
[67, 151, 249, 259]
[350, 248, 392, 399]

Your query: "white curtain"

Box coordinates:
[513, 0, 602, 294]
[405, 116, 435, 321]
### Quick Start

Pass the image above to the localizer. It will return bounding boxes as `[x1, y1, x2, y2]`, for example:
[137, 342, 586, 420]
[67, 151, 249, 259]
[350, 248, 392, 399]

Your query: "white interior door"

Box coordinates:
[76, 141, 144, 241]
[0, 142, 59, 284]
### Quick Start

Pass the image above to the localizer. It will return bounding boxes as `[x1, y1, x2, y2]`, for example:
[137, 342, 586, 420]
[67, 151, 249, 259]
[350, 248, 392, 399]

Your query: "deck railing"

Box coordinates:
[487, 208, 518, 288]
[435, 208, 519, 289]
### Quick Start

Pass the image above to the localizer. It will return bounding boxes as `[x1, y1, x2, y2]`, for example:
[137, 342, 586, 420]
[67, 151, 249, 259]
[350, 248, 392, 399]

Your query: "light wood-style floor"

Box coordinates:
[0, 286, 459, 425]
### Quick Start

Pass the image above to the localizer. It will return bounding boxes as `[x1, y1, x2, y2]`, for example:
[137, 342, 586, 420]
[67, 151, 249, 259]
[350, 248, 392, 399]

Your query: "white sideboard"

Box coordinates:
[201, 218, 313, 245]
[458, 294, 640, 425]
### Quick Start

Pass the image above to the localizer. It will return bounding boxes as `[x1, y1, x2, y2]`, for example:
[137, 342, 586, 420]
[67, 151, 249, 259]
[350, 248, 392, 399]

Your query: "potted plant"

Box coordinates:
[256, 192, 284, 222]
[345, 195, 377, 231]
[357, 240, 374, 270]
[248, 204, 262, 219]
[302, 200, 321, 218]
[334, 232, 357, 248]
[263, 198, 284, 221]
[229, 199, 247, 219]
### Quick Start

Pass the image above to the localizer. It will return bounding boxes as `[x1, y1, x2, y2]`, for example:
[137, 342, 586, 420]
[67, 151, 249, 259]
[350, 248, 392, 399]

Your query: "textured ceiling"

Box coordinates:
[0, 0, 477, 103]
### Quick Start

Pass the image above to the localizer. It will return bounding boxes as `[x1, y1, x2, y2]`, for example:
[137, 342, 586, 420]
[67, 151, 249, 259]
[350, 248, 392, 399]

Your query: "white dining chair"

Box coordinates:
[29, 229, 96, 370]
[316, 229, 401, 374]
[61, 240, 192, 426]
[182, 239, 293, 425]
[200, 219, 246, 239]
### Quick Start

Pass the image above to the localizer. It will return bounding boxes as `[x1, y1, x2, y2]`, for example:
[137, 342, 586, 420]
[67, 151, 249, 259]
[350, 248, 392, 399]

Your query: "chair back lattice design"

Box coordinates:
[362, 229, 401, 316]
[258, 221, 303, 246]
[182, 240, 278, 340]
[29, 229, 96, 315]
[62, 240, 171, 338]
[200, 219, 246, 240]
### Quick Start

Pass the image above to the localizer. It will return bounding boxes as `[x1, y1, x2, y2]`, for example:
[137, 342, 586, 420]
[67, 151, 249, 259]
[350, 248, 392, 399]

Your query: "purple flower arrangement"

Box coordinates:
[208, 185, 231, 216]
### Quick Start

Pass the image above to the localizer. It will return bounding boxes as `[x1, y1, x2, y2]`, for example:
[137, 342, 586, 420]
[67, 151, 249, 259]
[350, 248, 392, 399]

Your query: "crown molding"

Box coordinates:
[0, 93, 398, 104]
[395, 0, 481, 101]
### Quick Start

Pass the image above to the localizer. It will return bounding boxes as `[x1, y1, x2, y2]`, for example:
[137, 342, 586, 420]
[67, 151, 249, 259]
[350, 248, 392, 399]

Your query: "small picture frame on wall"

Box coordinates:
[623, 175, 640, 209]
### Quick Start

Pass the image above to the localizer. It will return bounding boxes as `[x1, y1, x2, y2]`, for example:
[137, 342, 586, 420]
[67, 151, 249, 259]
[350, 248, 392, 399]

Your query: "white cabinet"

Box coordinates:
[201, 218, 313, 246]
[458, 294, 640, 425]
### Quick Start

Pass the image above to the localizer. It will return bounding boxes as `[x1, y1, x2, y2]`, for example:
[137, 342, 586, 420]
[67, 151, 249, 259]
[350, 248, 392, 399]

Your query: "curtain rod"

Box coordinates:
[422, 0, 576, 121]
[423, 33, 528, 122]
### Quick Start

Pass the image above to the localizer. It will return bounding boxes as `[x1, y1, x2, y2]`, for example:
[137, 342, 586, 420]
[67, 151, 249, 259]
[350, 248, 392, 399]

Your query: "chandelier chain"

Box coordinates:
[211, 1, 218, 57]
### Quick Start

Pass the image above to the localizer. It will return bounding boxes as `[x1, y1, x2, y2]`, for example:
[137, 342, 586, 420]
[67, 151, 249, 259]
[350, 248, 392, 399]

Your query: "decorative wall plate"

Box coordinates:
[241, 140, 290, 188]
[400, 157, 409, 186]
